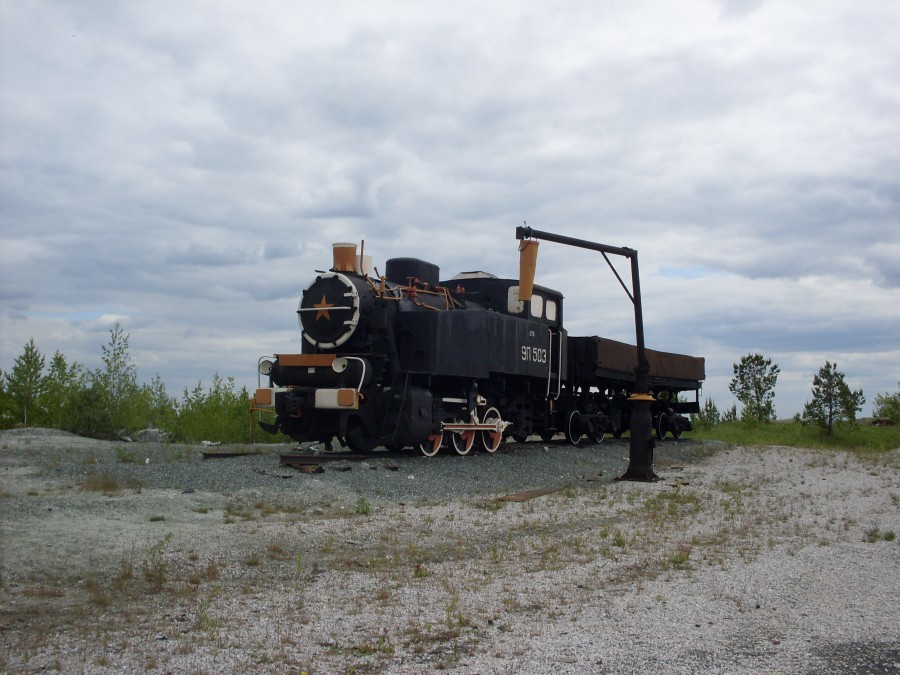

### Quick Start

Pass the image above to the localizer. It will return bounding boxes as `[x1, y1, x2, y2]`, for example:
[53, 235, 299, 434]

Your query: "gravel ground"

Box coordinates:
[0, 427, 711, 499]
[1, 427, 898, 674]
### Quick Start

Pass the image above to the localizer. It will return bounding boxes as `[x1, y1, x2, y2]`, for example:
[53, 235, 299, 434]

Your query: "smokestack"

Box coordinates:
[518, 239, 539, 301]
[332, 242, 357, 272]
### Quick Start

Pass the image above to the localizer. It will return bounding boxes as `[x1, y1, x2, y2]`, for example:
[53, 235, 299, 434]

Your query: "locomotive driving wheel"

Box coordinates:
[418, 433, 443, 457]
[450, 427, 476, 455]
[480, 406, 503, 453]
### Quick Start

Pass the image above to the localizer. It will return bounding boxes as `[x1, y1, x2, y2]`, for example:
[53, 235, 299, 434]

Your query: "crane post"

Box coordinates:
[515, 225, 659, 481]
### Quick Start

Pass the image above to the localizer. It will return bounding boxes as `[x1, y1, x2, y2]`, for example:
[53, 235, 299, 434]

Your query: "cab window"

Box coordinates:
[507, 286, 524, 313]
[545, 299, 557, 322]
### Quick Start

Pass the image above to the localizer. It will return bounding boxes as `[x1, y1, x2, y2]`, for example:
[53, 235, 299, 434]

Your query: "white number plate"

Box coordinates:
[521, 345, 548, 363]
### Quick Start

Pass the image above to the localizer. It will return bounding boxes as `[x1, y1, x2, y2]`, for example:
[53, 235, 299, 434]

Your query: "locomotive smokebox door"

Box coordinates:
[298, 272, 360, 349]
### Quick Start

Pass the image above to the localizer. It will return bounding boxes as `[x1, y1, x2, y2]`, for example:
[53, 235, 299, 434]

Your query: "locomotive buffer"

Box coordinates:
[516, 226, 659, 482]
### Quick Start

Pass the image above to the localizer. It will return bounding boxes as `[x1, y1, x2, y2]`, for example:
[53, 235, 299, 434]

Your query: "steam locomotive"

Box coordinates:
[251, 240, 705, 455]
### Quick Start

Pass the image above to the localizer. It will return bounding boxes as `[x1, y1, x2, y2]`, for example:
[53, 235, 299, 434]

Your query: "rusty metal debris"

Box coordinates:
[498, 487, 561, 502]
[279, 452, 374, 465]
[201, 451, 262, 460]
[283, 463, 324, 474]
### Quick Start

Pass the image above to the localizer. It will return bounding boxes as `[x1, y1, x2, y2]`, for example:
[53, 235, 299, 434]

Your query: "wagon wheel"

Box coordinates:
[586, 416, 605, 444]
[671, 418, 683, 440]
[564, 410, 582, 446]
[418, 433, 443, 457]
[480, 407, 503, 453]
[656, 413, 668, 440]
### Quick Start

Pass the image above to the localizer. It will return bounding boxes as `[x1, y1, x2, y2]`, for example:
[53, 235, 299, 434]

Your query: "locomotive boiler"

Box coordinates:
[251, 239, 705, 456]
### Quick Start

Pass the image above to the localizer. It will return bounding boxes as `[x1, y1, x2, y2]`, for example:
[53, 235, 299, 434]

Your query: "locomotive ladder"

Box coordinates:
[546, 328, 563, 400]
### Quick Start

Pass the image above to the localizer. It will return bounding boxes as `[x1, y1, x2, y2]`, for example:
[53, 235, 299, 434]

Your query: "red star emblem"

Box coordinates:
[314, 294, 334, 321]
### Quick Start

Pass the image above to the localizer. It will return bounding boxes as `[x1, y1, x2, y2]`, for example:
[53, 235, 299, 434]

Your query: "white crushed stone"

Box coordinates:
[1, 431, 898, 673]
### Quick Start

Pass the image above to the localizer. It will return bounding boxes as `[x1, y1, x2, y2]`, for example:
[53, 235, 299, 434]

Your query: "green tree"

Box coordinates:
[39, 351, 85, 431]
[92, 323, 142, 437]
[175, 373, 251, 443]
[692, 397, 720, 429]
[722, 403, 738, 423]
[138, 373, 177, 434]
[803, 361, 865, 435]
[873, 383, 900, 423]
[5, 338, 47, 427]
[0, 371, 15, 429]
[71, 381, 113, 438]
[729, 353, 780, 422]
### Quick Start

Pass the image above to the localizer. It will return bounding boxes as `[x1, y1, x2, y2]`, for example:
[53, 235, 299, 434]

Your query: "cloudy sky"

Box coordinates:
[2, 0, 898, 419]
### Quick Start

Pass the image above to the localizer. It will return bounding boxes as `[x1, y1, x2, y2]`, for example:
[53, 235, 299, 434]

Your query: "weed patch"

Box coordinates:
[81, 471, 120, 495]
[115, 446, 138, 464]
[268, 541, 292, 561]
[142, 533, 173, 592]
[864, 526, 896, 543]
[355, 496, 373, 516]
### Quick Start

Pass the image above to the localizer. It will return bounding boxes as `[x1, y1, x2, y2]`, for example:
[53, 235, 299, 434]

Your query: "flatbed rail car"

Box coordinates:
[567, 336, 705, 440]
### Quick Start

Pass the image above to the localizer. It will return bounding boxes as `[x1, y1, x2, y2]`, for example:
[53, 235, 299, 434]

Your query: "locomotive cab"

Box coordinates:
[445, 273, 564, 329]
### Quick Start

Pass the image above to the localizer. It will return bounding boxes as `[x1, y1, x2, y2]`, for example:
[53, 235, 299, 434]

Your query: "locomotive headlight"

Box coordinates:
[258, 359, 274, 376]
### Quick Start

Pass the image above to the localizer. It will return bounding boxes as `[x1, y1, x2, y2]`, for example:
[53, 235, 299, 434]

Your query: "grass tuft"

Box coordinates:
[355, 496, 373, 516]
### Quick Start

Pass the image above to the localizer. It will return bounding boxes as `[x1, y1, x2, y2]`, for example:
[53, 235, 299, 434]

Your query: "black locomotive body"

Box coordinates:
[252, 243, 705, 455]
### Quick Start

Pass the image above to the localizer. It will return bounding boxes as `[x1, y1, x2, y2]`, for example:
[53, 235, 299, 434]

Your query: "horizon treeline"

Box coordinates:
[691, 352, 898, 434]
[2, 329, 898, 443]
[0, 323, 280, 443]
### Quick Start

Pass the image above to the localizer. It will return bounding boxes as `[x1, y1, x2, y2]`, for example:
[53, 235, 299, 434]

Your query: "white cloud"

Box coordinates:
[2, 0, 899, 418]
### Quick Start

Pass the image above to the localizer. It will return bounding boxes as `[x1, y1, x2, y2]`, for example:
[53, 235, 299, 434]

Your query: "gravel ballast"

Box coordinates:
[1, 428, 898, 673]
